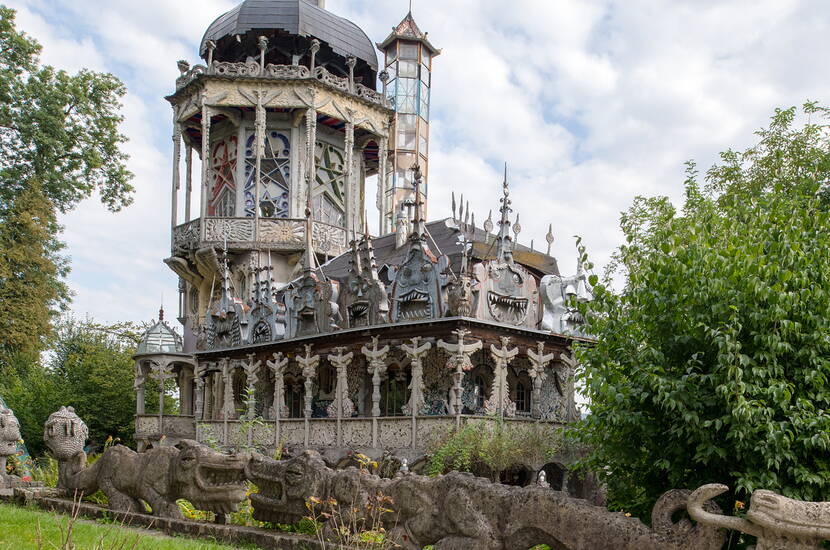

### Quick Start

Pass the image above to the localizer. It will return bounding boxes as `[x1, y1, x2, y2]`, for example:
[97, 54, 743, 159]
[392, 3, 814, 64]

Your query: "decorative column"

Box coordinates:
[361, 336, 390, 448]
[150, 360, 174, 437]
[305, 100, 318, 212]
[527, 342, 554, 420]
[377, 133, 389, 233]
[400, 337, 432, 448]
[559, 351, 578, 422]
[344, 119, 355, 228]
[133, 361, 146, 416]
[254, 86, 266, 235]
[178, 366, 194, 416]
[220, 358, 234, 445]
[267, 352, 288, 450]
[242, 354, 262, 420]
[171, 118, 182, 231]
[483, 337, 519, 418]
[296, 345, 320, 447]
[199, 91, 212, 239]
[184, 145, 193, 222]
[326, 347, 354, 446]
[437, 328, 482, 429]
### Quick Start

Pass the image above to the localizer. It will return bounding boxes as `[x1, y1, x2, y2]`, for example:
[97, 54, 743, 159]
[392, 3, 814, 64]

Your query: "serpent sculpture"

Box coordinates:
[689, 484, 830, 550]
[43, 406, 248, 518]
[246, 450, 727, 550]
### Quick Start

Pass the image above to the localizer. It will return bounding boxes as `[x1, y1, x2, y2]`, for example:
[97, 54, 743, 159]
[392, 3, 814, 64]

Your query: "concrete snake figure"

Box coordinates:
[43, 407, 248, 518]
[689, 484, 830, 550]
[246, 450, 726, 550]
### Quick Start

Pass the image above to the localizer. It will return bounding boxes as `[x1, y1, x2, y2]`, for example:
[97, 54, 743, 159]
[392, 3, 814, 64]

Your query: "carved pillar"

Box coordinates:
[377, 134, 389, 234]
[178, 366, 194, 416]
[362, 336, 390, 448]
[220, 358, 234, 445]
[200, 94, 212, 240]
[150, 359, 174, 436]
[254, 89, 266, 237]
[184, 144, 193, 222]
[327, 347, 354, 447]
[484, 337, 519, 418]
[243, 354, 261, 419]
[194, 368, 206, 420]
[133, 361, 146, 416]
[305, 101, 318, 212]
[560, 351, 578, 422]
[171, 119, 182, 231]
[344, 120, 355, 228]
[267, 352, 288, 450]
[527, 342, 554, 419]
[213, 370, 223, 420]
[296, 345, 319, 447]
[437, 328, 482, 429]
[401, 337, 432, 448]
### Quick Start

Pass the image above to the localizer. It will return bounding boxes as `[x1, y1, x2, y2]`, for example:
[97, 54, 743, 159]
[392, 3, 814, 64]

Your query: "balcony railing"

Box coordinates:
[175, 62, 386, 108]
[172, 217, 348, 257]
[137, 415, 563, 451]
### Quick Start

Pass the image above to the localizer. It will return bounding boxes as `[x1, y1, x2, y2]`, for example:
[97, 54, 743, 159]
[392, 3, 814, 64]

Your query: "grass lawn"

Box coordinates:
[0, 503, 252, 550]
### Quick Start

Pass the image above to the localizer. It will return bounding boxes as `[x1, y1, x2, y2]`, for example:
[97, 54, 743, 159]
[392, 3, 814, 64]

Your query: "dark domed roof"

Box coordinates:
[200, 0, 378, 71]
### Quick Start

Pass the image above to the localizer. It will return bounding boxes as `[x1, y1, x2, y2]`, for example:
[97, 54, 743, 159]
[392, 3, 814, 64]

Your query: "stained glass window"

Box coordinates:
[244, 130, 291, 218]
[313, 141, 346, 226]
[209, 136, 237, 217]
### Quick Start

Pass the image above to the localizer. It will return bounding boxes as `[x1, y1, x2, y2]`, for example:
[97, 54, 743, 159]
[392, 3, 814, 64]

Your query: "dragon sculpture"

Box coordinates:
[43, 407, 248, 518]
[246, 450, 726, 550]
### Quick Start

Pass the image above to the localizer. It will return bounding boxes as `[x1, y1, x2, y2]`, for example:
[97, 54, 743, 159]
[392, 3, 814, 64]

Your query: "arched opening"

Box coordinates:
[380, 364, 409, 416]
[499, 465, 533, 487]
[540, 462, 567, 491]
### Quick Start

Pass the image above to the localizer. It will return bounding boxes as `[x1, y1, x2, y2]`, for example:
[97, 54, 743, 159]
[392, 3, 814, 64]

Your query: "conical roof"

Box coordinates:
[136, 316, 182, 355]
[377, 11, 440, 55]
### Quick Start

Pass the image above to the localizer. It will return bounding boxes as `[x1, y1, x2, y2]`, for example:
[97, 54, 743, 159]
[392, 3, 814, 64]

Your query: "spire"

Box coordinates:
[496, 163, 514, 263]
[411, 163, 425, 239]
[378, 10, 440, 56]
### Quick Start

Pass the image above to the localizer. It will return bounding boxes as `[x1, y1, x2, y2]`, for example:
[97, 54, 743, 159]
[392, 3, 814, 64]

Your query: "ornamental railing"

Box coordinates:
[172, 216, 348, 257]
[175, 62, 388, 108]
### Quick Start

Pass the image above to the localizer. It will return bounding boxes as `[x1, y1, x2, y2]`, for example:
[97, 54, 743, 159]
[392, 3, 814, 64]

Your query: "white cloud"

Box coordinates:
[5, 0, 829, 325]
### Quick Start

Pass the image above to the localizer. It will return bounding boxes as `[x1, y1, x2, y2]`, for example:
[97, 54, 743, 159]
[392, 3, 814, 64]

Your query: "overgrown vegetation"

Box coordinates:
[427, 419, 560, 481]
[570, 102, 830, 520]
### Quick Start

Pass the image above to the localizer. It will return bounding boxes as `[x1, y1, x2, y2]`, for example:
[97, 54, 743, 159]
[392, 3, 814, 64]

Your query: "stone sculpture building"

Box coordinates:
[134, 0, 594, 486]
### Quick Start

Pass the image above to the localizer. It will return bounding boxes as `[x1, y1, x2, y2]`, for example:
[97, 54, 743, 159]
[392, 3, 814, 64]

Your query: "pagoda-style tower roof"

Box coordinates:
[377, 11, 441, 56]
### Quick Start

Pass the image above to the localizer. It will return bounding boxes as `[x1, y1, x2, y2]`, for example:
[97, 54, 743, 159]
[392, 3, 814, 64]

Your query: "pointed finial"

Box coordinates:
[546, 224, 554, 255]
[159, 305, 164, 321]
[484, 209, 493, 234]
[530, 239, 534, 251]
[470, 212, 476, 233]
[458, 194, 464, 224]
[464, 201, 470, 227]
[513, 213, 521, 239]
[451, 192, 457, 222]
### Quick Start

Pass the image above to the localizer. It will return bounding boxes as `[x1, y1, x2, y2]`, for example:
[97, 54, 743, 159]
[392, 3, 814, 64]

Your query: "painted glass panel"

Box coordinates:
[244, 129, 291, 218]
[209, 136, 237, 217]
[313, 141, 346, 227]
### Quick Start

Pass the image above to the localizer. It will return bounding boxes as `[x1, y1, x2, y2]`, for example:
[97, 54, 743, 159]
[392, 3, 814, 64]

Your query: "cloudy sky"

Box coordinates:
[6, 0, 828, 325]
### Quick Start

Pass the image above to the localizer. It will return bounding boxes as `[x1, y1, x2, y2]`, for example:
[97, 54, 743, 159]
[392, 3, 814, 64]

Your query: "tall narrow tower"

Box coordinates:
[377, 11, 440, 235]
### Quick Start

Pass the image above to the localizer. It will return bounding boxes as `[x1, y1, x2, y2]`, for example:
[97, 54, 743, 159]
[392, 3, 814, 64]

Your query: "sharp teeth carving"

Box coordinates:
[487, 292, 529, 324]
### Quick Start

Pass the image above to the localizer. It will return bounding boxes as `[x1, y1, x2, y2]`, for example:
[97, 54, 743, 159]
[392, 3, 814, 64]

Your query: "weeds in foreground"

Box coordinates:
[34, 494, 142, 550]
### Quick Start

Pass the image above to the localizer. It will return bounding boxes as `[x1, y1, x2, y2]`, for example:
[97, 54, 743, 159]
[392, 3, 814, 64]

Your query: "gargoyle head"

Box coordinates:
[171, 440, 248, 515]
[447, 273, 477, 317]
[0, 408, 20, 458]
[247, 450, 330, 525]
[43, 407, 88, 461]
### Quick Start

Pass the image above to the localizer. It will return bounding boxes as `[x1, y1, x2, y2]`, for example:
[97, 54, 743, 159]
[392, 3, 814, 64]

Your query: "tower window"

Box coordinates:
[313, 142, 346, 227]
[244, 130, 290, 218]
[209, 136, 237, 217]
[516, 381, 530, 414]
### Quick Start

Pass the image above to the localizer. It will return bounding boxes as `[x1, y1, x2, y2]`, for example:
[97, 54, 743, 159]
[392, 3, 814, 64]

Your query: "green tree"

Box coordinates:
[571, 103, 830, 519]
[0, 6, 132, 365]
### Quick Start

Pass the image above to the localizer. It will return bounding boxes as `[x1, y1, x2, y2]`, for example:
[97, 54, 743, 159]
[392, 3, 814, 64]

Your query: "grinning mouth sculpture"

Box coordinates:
[398, 289, 432, 320]
[487, 292, 529, 324]
[174, 444, 249, 515]
[348, 300, 370, 325]
[246, 451, 329, 526]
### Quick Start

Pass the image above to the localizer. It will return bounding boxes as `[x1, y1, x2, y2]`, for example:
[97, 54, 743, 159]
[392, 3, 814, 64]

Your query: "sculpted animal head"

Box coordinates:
[170, 440, 248, 515]
[43, 407, 88, 461]
[447, 274, 477, 317]
[247, 450, 330, 525]
[0, 408, 21, 458]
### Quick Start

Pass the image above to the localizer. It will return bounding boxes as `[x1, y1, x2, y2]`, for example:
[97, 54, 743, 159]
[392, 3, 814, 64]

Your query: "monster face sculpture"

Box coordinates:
[540, 265, 593, 336]
[247, 450, 331, 525]
[343, 236, 389, 328]
[446, 273, 478, 317]
[473, 260, 538, 327]
[285, 272, 340, 338]
[0, 408, 20, 460]
[43, 406, 88, 462]
[390, 243, 449, 322]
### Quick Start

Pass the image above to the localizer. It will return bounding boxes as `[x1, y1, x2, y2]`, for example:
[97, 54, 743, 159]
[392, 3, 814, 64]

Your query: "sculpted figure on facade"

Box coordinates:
[540, 249, 593, 336]
[400, 337, 432, 416]
[689, 484, 830, 550]
[204, 251, 246, 349]
[483, 336, 519, 417]
[342, 230, 389, 327]
[473, 172, 538, 328]
[284, 270, 340, 338]
[437, 328, 483, 415]
[44, 407, 247, 518]
[390, 166, 450, 322]
[247, 449, 726, 550]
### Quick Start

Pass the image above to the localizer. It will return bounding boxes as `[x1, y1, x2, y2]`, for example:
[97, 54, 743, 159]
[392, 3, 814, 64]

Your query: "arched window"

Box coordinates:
[473, 375, 486, 410]
[318, 363, 335, 398]
[244, 130, 290, 218]
[285, 379, 303, 418]
[380, 366, 409, 416]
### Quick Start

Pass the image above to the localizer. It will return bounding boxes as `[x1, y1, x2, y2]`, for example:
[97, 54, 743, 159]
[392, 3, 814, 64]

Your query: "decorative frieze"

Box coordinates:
[204, 217, 255, 242]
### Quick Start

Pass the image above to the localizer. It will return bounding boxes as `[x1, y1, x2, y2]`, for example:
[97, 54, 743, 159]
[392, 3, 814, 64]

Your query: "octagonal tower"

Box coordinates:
[165, 0, 393, 352]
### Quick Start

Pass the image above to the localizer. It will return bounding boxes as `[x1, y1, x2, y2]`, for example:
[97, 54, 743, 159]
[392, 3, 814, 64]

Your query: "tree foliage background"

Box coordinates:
[0, 6, 137, 455]
[571, 103, 830, 519]
[0, 5, 132, 367]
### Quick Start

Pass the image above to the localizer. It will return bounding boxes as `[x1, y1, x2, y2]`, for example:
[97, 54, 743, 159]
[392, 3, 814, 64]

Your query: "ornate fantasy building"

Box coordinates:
[134, 0, 594, 488]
